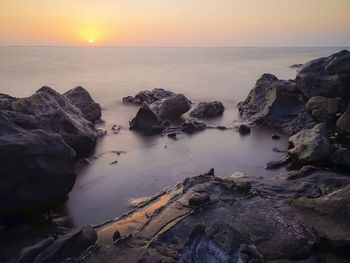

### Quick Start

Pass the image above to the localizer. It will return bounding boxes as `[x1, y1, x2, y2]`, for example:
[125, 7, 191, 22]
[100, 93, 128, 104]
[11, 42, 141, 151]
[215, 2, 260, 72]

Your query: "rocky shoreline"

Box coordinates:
[1, 50, 350, 262]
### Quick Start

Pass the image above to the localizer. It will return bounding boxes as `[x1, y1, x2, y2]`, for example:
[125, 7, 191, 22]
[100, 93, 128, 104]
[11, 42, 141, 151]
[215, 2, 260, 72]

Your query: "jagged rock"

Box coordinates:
[15, 237, 55, 263]
[33, 226, 97, 263]
[238, 74, 307, 135]
[296, 49, 350, 103]
[85, 175, 316, 262]
[265, 154, 291, 169]
[122, 88, 175, 104]
[272, 134, 281, 140]
[280, 110, 317, 135]
[129, 103, 165, 134]
[190, 101, 225, 118]
[336, 103, 350, 134]
[11, 86, 97, 156]
[181, 118, 207, 134]
[288, 123, 332, 167]
[306, 96, 338, 122]
[0, 94, 17, 110]
[64, 86, 102, 122]
[0, 110, 76, 214]
[150, 93, 191, 120]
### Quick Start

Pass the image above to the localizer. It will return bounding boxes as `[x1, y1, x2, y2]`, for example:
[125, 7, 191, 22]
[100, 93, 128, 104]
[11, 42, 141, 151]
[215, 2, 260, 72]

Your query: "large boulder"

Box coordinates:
[238, 74, 308, 134]
[288, 123, 332, 167]
[296, 49, 350, 103]
[336, 103, 350, 134]
[129, 103, 165, 134]
[0, 110, 76, 215]
[190, 101, 225, 118]
[12, 86, 97, 156]
[64, 86, 102, 122]
[306, 96, 338, 122]
[150, 93, 191, 120]
[122, 88, 175, 104]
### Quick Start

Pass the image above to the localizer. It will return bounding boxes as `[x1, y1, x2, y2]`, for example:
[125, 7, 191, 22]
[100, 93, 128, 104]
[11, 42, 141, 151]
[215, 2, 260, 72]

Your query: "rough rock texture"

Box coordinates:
[64, 86, 102, 122]
[32, 226, 97, 263]
[238, 74, 308, 135]
[0, 94, 18, 110]
[334, 147, 350, 171]
[296, 50, 350, 103]
[288, 123, 332, 167]
[16, 237, 55, 263]
[181, 118, 207, 134]
[306, 96, 338, 122]
[0, 110, 76, 215]
[122, 88, 175, 104]
[129, 103, 165, 134]
[190, 101, 225, 118]
[11, 86, 97, 156]
[86, 174, 316, 263]
[336, 103, 350, 134]
[150, 93, 191, 120]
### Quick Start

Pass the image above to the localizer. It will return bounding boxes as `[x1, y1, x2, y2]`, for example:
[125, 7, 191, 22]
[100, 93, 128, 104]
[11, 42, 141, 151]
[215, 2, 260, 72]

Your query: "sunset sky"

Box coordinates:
[1, 0, 349, 46]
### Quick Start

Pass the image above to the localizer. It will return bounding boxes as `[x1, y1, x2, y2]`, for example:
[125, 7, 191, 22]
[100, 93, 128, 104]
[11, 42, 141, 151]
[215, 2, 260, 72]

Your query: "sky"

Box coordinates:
[0, 0, 349, 47]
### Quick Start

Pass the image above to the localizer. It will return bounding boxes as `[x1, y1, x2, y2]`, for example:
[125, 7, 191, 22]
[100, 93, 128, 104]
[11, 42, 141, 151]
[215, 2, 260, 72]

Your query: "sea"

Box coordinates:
[0, 46, 347, 226]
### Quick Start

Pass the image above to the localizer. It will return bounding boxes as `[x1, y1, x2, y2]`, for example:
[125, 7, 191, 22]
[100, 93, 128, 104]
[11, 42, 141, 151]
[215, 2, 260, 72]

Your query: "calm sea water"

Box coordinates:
[0, 47, 346, 226]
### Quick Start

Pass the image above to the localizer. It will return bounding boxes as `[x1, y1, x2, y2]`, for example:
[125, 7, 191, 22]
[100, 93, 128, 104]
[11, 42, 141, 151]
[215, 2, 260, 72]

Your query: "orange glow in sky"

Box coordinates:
[0, 0, 349, 46]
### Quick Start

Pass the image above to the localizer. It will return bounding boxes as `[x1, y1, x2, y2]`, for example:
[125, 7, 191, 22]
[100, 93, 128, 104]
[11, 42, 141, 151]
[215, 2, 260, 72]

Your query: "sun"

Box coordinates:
[88, 37, 95, 44]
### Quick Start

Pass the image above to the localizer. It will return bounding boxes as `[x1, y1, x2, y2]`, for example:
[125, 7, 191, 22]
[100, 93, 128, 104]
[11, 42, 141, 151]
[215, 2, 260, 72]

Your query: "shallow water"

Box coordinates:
[0, 47, 347, 226]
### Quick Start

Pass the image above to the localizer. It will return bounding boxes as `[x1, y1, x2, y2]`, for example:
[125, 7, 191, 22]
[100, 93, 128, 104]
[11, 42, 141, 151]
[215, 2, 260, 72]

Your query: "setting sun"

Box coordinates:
[88, 38, 94, 44]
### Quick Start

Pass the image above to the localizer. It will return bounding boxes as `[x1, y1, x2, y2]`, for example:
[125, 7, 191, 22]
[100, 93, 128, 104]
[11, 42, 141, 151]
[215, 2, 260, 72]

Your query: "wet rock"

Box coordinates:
[64, 86, 102, 122]
[95, 128, 107, 137]
[238, 74, 306, 134]
[129, 103, 165, 134]
[33, 226, 97, 263]
[15, 237, 55, 263]
[188, 192, 210, 206]
[272, 134, 281, 140]
[0, 110, 76, 215]
[205, 168, 215, 175]
[167, 132, 177, 139]
[296, 50, 350, 103]
[122, 88, 175, 105]
[280, 110, 317, 135]
[334, 147, 350, 171]
[113, 231, 121, 242]
[0, 93, 17, 110]
[238, 124, 251, 135]
[265, 154, 291, 169]
[290, 64, 303, 69]
[181, 118, 207, 134]
[111, 124, 121, 134]
[288, 123, 332, 167]
[190, 101, 225, 118]
[305, 96, 338, 122]
[11, 86, 97, 156]
[150, 93, 191, 120]
[336, 103, 350, 134]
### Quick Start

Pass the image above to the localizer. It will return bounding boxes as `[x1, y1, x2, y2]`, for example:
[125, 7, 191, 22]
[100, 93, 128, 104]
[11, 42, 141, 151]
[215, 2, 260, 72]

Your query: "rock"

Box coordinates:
[33, 226, 97, 263]
[272, 134, 281, 140]
[181, 118, 207, 134]
[265, 154, 291, 169]
[95, 128, 107, 137]
[188, 192, 210, 206]
[238, 124, 251, 135]
[296, 50, 350, 103]
[288, 123, 332, 167]
[305, 96, 338, 122]
[0, 110, 76, 215]
[64, 86, 102, 122]
[122, 88, 175, 105]
[129, 103, 165, 134]
[15, 237, 55, 263]
[290, 64, 303, 69]
[190, 101, 225, 118]
[86, 175, 316, 262]
[167, 132, 177, 139]
[150, 94, 191, 120]
[238, 74, 307, 134]
[113, 231, 121, 242]
[334, 147, 350, 171]
[0, 93, 17, 110]
[111, 124, 121, 134]
[11, 86, 97, 156]
[336, 103, 350, 134]
[280, 110, 317, 135]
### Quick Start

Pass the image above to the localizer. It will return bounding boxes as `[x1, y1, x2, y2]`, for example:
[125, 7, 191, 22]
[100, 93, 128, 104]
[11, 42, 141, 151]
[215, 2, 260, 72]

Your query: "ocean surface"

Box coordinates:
[0, 47, 347, 226]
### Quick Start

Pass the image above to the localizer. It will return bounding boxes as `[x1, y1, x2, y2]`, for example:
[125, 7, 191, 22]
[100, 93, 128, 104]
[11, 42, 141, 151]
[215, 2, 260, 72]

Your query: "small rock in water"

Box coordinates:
[111, 124, 122, 134]
[272, 134, 281, 140]
[188, 192, 210, 206]
[111, 150, 126, 156]
[95, 128, 107, 137]
[167, 132, 177, 140]
[216, 125, 227, 130]
[113, 230, 122, 241]
[110, 160, 118, 165]
[205, 168, 215, 175]
[290, 63, 303, 69]
[238, 124, 251, 135]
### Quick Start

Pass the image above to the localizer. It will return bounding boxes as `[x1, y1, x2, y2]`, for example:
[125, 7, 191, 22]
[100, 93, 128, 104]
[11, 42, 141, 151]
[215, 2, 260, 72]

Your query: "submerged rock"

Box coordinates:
[296, 49, 350, 103]
[238, 124, 251, 135]
[190, 101, 225, 118]
[288, 123, 332, 167]
[122, 88, 175, 104]
[64, 86, 102, 122]
[181, 118, 207, 134]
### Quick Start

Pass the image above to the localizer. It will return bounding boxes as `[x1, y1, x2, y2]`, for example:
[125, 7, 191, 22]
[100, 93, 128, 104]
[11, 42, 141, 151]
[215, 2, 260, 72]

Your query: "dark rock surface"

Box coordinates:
[122, 88, 175, 104]
[296, 50, 350, 103]
[129, 103, 165, 134]
[181, 118, 207, 134]
[337, 103, 350, 134]
[64, 86, 102, 122]
[190, 101, 225, 118]
[306, 96, 338, 122]
[238, 124, 251, 135]
[150, 93, 191, 120]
